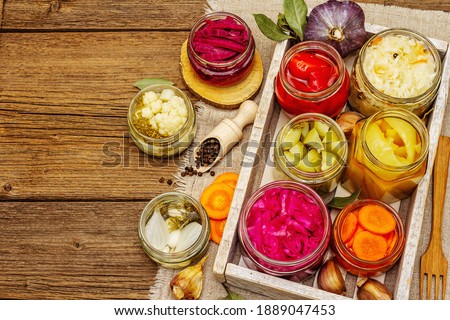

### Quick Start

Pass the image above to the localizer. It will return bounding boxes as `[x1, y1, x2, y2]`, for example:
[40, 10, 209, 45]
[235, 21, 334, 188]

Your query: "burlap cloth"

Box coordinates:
[149, 0, 450, 300]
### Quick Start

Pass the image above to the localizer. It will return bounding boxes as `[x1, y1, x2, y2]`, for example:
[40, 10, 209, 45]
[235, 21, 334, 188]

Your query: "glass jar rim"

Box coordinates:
[360, 108, 429, 172]
[278, 41, 346, 101]
[333, 199, 406, 267]
[275, 113, 348, 183]
[127, 84, 196, 144]
[138, 191, 210, 263]
[187, 11, 255, 68]
[358, 28, 442, 103]
[239, 180, 331, 270]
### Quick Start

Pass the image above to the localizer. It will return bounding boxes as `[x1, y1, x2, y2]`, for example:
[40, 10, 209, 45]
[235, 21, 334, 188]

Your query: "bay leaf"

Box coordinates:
[283, 0, 307, 41]
[219, 286, 246, 300]
[253, 14, 294, 41]
[277, 13, 291, 33]
[133, 78, 174, 90]
[327, 189, 361, 209]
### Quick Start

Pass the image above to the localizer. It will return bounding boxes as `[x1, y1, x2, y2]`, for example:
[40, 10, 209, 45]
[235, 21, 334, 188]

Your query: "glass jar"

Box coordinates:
[138, 192, 210, 269]
[238, 180, 331, 282]
[274, 113, 348, 197]
[275, 41, 350, 118]
[341, 108, 429, 203]
[348, 28, 442, 117]
[127, 84, 196, 157]
[331, 199, 406, 277]
[187, 12, 256, 86]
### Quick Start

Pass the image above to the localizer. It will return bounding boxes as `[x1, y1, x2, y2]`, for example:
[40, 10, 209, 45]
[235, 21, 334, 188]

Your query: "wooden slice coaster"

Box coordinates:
[180, 40, 264, 109]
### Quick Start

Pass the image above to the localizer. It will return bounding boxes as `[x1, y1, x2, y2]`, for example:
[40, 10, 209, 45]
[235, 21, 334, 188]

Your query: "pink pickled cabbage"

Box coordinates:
[193, 16, 249, 62]
[246, 187, 324, 261]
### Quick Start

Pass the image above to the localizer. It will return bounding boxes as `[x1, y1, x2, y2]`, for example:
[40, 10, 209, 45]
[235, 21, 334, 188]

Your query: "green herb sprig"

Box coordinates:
[253, 0, 307, 42]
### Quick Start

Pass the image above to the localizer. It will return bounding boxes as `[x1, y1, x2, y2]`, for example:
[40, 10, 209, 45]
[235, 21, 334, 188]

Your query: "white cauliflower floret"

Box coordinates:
[141, 107, 153, 119]
[138, 89, 189, 137]
[150, 99, 162, 114]
[159, 88, 176, 101]
[142, 91, 158, 105]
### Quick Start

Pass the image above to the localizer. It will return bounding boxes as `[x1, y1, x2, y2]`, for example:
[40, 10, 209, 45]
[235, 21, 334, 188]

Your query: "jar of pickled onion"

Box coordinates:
[331, 199, 406, 277]
[341, 108, 429, 203]
[187, 12, 256, 86]
[348, 28, 442, 117]
[275, 41, 350, 118]
[238, 180, 331, 282]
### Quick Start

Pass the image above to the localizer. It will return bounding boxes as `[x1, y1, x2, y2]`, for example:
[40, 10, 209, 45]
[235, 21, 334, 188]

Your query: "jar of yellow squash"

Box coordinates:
[341, 108, 429, 203]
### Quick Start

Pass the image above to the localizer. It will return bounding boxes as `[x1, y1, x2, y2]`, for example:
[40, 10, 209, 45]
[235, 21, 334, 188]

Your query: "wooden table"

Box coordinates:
[0, 0, 448, 299]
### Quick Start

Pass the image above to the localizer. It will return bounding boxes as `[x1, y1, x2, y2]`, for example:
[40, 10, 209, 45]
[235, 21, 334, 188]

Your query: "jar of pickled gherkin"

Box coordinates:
[341, 108, 429, 203]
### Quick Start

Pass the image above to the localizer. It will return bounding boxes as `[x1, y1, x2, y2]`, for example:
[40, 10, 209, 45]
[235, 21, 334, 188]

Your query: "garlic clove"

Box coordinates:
[317, 257, 346, 295]
[170, 255, 208, 300]
[356, 278, 393, 300]
[335, 111, 364, 139]
[174, 221, 202, 252]
[167, 230, 181, 249]
[145, 210, 169, 251]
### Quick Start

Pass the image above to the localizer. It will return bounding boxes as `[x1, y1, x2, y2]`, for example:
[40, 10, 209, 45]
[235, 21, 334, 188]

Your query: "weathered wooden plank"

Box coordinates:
[0, 201, 158, 299]
[384, 0, 450, 12]
[0, 31, 195, 200]
[1, 0, 205, 30]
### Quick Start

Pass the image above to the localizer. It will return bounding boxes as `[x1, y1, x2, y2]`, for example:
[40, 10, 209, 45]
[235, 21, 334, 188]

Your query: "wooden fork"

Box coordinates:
[420, 135, 450, 299]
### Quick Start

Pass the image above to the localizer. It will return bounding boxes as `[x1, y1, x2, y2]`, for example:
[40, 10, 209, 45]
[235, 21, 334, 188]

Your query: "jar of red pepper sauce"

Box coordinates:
[187, 12, 255, 86]
[275, 41, 350, 118]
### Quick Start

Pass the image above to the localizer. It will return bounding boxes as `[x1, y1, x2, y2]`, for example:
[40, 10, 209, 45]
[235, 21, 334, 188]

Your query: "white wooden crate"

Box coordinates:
[213, 22, 450, 300]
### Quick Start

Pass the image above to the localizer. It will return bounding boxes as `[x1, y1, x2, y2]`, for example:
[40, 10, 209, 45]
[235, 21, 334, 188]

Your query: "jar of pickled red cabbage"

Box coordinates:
[331, 199, 405, 277]
[274, 113, 348, 197]
[341, 108, 429, 203]
[348, 28, 442, 117]
[238, 180, 331, 282]
[187, 12, 255, 86]
[275, 41, 350, 118]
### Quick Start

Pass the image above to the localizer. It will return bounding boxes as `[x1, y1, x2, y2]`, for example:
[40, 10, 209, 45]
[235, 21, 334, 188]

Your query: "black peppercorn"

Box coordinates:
[158, 177, 165, 183]
[167, 179, 173, 186]
[210, 171, 215, 176]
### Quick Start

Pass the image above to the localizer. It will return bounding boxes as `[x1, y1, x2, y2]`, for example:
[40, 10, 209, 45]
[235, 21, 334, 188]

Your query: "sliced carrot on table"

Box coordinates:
[210, 218, 227, 244]
[214, 172, 239, 190]
[353, 231, 388, 261]
[200, 182, 235, 220]
[341, 210, 358, 243]
[358, 204, 396, 235]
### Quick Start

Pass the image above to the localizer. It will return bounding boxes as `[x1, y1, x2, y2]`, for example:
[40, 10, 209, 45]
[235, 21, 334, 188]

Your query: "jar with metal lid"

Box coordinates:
[238, 180, 331, 282]
[275, 41, 350, 118]
[348, 28, 442, 117]
[341, 108, 429, 203]
[127, 84, 196, 157]
[138, 192, 210, 269]
[187, 12, 255, 86]
[331, 199, 406, 277]
[274, 113, 348, 197]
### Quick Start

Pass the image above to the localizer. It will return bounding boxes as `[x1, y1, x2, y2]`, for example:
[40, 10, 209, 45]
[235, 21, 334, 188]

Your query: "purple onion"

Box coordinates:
[304, 0, 366, 57]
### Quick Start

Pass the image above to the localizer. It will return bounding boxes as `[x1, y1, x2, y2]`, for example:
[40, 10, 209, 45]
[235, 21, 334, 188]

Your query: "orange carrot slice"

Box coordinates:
[210, 218, 227, 244]
[345, 225, 365, 249]
[200, 182, 235, 220]
[341, 211, 358, 243]
[353, 231, 388, 261]
[214, 172, 239, 190]
[358, 204, 396, 235]
[385, 230, 399, 255]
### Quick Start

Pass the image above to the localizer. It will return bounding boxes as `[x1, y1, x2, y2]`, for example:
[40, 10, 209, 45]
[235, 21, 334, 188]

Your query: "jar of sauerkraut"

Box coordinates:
[348, 28, 442, 117]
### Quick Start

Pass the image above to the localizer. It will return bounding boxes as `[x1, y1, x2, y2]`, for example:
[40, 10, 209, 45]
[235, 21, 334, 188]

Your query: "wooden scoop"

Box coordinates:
[191, 100, 258, 173]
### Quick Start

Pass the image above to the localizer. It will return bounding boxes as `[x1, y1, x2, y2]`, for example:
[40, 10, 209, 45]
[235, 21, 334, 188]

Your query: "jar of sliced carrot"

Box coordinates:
[331, 199, 405, 277]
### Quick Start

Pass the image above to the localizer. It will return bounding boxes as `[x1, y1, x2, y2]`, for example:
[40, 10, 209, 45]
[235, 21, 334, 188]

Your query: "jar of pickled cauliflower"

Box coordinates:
[331, 199, 405, 277]
[127, 84, 196, 157]
[238, 180, 331, 282]
[348, 28, 442, 117]
[275, 41, 350, 118]
[341, 108, 429, 203]
[187, 12, 256, 86]
[274, 113, 348, 197]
